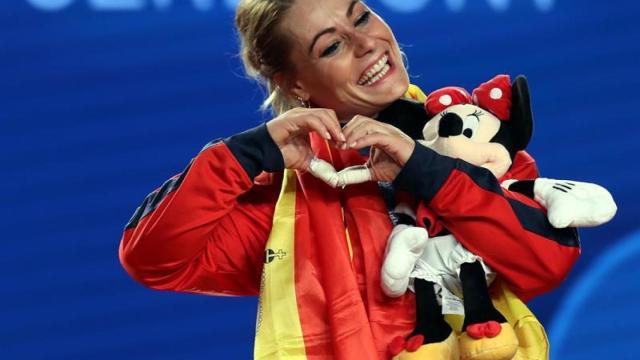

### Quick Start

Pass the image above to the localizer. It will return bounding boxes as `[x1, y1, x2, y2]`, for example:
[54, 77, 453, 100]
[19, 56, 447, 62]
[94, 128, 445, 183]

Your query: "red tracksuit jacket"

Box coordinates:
[119, 121, 579, 354]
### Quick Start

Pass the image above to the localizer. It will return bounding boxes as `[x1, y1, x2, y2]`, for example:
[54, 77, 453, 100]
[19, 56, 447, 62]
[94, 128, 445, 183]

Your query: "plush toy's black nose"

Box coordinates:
[438, 113, 463, 138]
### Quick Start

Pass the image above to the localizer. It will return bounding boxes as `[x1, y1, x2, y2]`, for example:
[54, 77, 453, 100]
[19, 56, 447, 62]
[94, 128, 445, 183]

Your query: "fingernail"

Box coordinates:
[340, 143, 347, 150]
[339, 133, 346, 142]
[325, 131, 332, 140]
[350, 141, 357, 148]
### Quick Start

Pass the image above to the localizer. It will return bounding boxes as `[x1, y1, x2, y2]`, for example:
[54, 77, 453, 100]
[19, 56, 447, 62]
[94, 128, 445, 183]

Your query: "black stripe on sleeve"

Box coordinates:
[447, 164, 580, 247]
[125, 123, 285, 231]
[506, 180, 535, 199]
[125, 160, 193, 230]
[223, 123, 284, 180]
[394, 142, 508, 202]
[392, 143, 461, 203]
[450, 165, 581, 247]
[393, 144, 579, 248]
[507, 198, 581, 248]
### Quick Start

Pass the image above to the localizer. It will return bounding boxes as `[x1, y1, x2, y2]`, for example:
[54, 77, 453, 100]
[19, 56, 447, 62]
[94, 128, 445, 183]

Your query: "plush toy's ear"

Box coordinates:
[377, 98, 431, 140]
[490, 75, 534, 159]
[509, 75, 534, 152]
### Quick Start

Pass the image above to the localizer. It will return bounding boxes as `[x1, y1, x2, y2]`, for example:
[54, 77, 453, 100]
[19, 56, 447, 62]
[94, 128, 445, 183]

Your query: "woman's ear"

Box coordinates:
[273, 72, 310, 102]
[290, 82, 310, 102]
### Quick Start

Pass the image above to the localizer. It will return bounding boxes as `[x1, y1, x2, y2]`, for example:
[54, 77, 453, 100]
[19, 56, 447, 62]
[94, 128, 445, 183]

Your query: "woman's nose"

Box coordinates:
[352, 30, 376, 57]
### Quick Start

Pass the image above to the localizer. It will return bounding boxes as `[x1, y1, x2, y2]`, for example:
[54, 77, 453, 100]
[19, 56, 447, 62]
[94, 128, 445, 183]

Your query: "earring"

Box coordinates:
[297, 96, 311, 108]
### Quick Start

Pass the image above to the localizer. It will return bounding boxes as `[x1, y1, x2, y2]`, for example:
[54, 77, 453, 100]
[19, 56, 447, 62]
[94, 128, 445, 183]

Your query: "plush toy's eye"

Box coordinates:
[462, 113, 480, 138]
[471, 110, 484, 118]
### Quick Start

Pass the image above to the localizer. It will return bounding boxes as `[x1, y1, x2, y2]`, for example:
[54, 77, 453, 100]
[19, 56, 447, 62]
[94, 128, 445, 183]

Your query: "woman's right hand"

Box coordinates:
[266, 107, 345, 171]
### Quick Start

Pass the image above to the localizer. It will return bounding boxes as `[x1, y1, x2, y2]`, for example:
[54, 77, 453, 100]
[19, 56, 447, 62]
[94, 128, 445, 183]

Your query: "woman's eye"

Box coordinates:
[355, 11, 371, 27]
[321, 41, 341, 57]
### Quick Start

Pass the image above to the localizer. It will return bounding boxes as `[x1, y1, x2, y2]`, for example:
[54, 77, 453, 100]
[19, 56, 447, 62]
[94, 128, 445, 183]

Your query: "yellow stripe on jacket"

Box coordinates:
[255, 170, 308, 359]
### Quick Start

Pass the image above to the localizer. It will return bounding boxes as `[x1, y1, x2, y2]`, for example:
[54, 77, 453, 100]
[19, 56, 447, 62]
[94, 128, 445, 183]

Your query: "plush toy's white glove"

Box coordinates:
[534, 178, 617, 228]
[308, 157, 372, 188]
[381, 224, 429, 297]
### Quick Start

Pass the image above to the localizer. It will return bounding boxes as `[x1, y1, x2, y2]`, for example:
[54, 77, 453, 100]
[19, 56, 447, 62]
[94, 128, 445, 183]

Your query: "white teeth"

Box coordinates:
[358, 55, 390, 86]
[364, 64, 390, 86]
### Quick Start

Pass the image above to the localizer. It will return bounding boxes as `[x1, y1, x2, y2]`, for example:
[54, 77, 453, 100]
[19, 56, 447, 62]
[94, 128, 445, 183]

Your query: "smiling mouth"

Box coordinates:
[358, 53, 392, 86]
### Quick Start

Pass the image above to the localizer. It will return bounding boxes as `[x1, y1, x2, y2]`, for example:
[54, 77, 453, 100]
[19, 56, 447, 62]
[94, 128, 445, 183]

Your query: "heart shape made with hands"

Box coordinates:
[307, 157, 373, 188]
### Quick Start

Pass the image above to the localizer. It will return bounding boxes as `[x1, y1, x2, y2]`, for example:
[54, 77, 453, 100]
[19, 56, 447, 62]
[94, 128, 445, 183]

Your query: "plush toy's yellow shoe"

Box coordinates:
[459, 321, 518, 360]
[390, 332, 460, 360]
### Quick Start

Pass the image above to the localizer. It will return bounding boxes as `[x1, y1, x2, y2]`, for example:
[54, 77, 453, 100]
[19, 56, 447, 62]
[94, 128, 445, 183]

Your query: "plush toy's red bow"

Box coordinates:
[425, 74, 512, 121]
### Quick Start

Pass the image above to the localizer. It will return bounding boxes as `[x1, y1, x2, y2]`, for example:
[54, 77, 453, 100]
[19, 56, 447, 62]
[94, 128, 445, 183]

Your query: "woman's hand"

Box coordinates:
[342, 115, 415, 182]
[266, 110, 414, 185]
[266, 107, 345, 170]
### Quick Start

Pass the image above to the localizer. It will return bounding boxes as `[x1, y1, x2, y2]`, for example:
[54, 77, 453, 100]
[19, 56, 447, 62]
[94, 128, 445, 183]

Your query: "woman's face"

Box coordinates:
[280, 0, 410, 121]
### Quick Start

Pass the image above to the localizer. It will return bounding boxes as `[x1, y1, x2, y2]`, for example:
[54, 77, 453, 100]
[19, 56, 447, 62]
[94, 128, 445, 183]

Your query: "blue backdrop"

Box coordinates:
[2, 0, 639, 359]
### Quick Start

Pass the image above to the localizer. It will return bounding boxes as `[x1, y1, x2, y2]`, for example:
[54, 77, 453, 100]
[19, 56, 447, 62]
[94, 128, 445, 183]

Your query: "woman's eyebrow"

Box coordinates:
[308, 0, 359, 55]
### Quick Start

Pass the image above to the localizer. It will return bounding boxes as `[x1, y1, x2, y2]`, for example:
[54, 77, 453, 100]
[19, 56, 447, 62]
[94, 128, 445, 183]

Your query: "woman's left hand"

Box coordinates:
[342, 115, 415, 182]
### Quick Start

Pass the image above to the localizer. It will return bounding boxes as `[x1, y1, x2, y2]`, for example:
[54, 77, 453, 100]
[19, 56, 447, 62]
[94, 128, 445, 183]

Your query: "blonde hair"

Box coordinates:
[235, 0, 298, 115]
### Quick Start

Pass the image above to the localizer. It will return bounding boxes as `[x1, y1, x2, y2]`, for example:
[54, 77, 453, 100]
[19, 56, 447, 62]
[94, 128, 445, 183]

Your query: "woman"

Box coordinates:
[119, 0, 578, 358]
